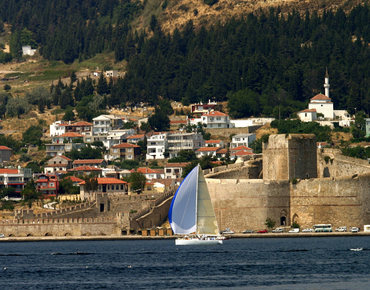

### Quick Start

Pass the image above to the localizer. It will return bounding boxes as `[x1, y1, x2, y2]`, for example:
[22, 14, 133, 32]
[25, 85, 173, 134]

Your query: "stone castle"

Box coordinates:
[206, 134, 370, 231]
[3, 133, 370, 236]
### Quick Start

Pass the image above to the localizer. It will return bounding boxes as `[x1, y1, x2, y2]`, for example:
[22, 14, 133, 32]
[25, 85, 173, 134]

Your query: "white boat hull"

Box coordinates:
[175, 238, 223, 245]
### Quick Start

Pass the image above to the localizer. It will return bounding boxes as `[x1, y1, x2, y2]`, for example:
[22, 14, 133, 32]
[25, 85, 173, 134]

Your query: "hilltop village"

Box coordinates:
[1, 70, 370, 237]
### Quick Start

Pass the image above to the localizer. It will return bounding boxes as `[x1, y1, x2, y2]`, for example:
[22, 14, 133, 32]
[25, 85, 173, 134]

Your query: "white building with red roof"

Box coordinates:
[127, 134, 145, 144]
[72, 159, 107, 168]
[109, 143, 141, 161]
[44, 155, 73, 174]
[231, 150, 255, 160]
[195, 147, 221, 158]
[78, 177, 128, 199]
[136, 167, 163, 179]
[308, 93, 334, 119]
[230, 146, 253, 155]
[205, 140, 224, 148]
[297, 109, 317, 122]
[189, 110, 232, 128]
[0, 168, 27, 194]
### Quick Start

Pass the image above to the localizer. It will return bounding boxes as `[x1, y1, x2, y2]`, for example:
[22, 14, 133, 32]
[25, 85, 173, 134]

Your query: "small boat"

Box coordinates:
[169, 164, 222, 245]
[350, 248, 363, 251]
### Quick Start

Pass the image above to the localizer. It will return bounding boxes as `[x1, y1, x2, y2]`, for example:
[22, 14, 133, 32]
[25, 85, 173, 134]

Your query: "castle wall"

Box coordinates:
[290, 173, 370, 229]
[317, 149, 370, 178]
[0, 218, 119, 237]
[207, 179, 290, 232]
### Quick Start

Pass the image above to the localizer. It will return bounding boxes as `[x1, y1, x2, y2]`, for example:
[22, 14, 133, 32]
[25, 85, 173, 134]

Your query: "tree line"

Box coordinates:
[3, 3, 370, 118]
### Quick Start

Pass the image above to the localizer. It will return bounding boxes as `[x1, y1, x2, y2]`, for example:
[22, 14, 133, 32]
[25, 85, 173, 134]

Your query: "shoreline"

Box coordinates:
[1, 232, 369, 242]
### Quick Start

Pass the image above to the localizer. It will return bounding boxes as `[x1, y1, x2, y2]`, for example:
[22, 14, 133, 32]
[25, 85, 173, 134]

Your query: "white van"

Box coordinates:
[288, 228, 300, 233]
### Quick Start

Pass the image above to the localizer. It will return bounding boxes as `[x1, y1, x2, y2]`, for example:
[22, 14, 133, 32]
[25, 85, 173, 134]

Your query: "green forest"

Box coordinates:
[2, 1, 370, 119]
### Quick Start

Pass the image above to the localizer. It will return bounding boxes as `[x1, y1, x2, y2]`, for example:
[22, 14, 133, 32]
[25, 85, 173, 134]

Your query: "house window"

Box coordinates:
[49, 183, 54, 187]
[166, 169, 171, 173]
[127, 155, 132, 159]
[305, 113, 307, 117]
[218, 124, 221, 127]
[116, 185, 119, 190]
[113, 149, 118, 153]
[147, 186, 152, 191]
[121, 185, 124, 190]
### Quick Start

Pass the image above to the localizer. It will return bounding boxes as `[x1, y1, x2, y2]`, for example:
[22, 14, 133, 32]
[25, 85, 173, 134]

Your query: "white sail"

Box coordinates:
[169, 164, 220, 237]
[197, 168, 219, 236]
[169, 165, 199, 234]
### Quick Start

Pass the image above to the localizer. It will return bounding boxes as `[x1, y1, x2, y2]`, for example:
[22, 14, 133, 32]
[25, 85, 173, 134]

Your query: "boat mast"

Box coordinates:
[195, 164, 199, 236]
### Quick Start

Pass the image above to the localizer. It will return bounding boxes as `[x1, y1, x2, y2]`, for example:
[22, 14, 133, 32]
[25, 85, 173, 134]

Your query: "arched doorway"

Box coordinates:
[280, 210, 287, 226]
[292, 214, 299, 225]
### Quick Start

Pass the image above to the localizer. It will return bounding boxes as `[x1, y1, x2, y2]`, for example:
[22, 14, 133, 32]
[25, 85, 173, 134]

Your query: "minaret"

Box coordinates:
[324, 68, 330, 98]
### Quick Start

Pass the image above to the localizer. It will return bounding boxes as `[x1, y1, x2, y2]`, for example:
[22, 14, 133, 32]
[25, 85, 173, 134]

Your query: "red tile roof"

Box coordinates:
[216, 149, 228, 154]
[73, 159, 105, 164]
[111, 143, 140, 148]
[64, 176, 84, 183]
[310, 93, 331, 100]
[232, 150, 254, 156]
[202, 111, 228, 117]
[0, 146, 11, 150]
[60, 155, 72, 161]
[205, 140, 222, 144]
[136, 167, 161, 174]
[58, 132, 84, 138]
[300, 109, 317, 113]
[68, 166, 102, 171]
[0, 169, 18, 174]
[127, 134, 145, 139]
[196, 147, 220, 152]
[232, 146, 252, 151]
[69, 121, 93, 127]
[79, 177, 127, 185]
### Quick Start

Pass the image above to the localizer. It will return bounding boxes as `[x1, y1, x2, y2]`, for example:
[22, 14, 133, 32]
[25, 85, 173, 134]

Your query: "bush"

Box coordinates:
[292, 221, 300, 228]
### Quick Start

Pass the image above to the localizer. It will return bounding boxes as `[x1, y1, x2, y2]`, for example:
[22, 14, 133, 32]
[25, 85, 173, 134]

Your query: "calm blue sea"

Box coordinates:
[1, 237, 370, 289]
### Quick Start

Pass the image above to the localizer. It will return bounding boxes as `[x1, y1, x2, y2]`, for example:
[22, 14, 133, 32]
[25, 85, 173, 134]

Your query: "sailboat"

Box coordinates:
[169, 164, 223, 245]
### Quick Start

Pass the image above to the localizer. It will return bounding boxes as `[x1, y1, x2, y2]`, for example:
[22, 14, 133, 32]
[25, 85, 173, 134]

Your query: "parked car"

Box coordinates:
[335, 226, 347, 232]
[257, 229, 268, 233]
[351, 227, 360, 233]
[220, 228, 235, 234]
[272, 228, 283, 233]
[242, 230, 254, 234]
[302, 228, 314, 233]
[288, 228, 300, 233]
[0, 233, 5, 238]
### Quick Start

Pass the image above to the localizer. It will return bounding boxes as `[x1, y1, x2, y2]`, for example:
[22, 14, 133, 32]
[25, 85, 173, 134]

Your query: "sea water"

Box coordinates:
[1, 236, 370, 289]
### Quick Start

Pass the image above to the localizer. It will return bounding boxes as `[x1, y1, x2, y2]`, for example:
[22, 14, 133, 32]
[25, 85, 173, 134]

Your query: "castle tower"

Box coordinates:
[263, 134, 317, 180]
[324, 68, 330, 99]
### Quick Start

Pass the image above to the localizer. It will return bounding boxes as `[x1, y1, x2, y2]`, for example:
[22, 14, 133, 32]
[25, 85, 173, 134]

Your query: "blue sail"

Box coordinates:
[169, 165, 199, 234]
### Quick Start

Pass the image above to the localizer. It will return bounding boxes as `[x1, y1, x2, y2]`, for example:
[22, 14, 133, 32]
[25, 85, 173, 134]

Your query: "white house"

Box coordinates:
[52, 132, 84, 144]
[205, 140, 224, 148]
[136, 167, 162, 180]
[92, 115, 124, 135]
[146, 133, 168, 160]
[164, 163, 189, 179]
[297, 109, 317, 122]
[167, 132, 204, 158]
[189, 111, 232, 128]
[195, 147, 220, 158]
[230, 134, 256, 148]
[50, 121, 66, 137]
[22, 45, 37, 56]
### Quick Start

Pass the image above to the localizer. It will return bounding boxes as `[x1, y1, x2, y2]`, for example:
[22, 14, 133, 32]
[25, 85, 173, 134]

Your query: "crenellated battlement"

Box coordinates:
[1, 217, 116, 224]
